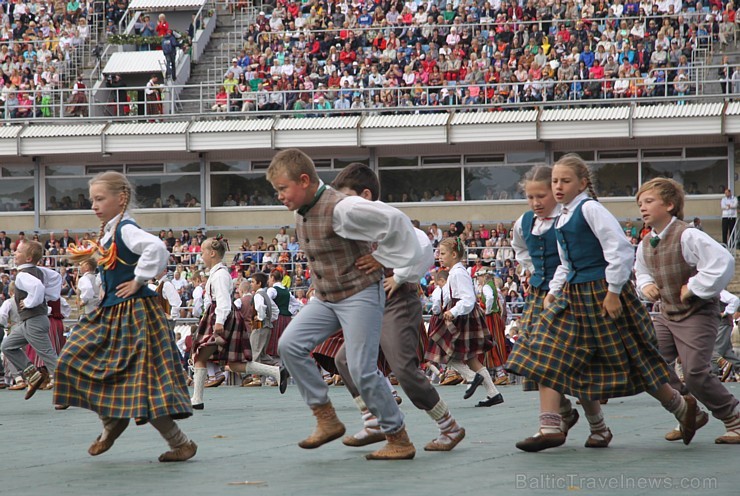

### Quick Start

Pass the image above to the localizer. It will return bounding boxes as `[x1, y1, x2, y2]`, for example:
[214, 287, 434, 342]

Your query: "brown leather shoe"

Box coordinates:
[424, 427, 466, 452]
[342, 427, 386, 447]
[25, 367, 50, 400]
[8, 381, 27, 391]
[204, 375, 225, 388]
[562, 409, 580, 437]
[666, 410, 709, 441]
[516, 430, 566, 452]
[88, 419, 130, 456]
[298, 402, 346, 449]
[585, 428, 613, 448]
[440, 371, 463, 386]
[366, 426, 416, 460]
[159, 440, 198, 462]
[678, 395, 698, 445]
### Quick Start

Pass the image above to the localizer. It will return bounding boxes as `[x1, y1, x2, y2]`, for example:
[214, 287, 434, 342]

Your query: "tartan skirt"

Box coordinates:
[513, 287, 548, 391]
[425, 299, 494, 365]
[311, 330, 393, 376]
[192, 305, 251, 364]
[505, 280, 671, 400]
[482, 311, 508, 369]
[53, 296, 192, 423]
[267, 315, 291, 357]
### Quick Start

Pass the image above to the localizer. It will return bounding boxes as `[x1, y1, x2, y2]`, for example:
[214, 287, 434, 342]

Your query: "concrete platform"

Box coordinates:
[2, 382, 738, 496]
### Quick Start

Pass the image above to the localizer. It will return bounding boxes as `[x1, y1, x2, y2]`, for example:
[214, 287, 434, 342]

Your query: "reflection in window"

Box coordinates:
[378, 156, 418, 168]
[465, 166, 530, 201]
[211, 174, 281, 207]
[642, 159, 728, 195]
[590, 162, 639, 197]
[46, 177, 89, 210]
[379, 168, 460, 202]
[130, 175, 201, 208]
[211, 161, 250, 172]
[0, 177, 34, 212]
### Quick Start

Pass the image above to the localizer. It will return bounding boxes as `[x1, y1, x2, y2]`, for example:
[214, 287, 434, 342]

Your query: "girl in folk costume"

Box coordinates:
[476, 270, 509, 385]
[429, 270, 462, 386]
[54, 171, 196, 462]
[425, 237, 504, 407]
[190, 239, 288, 409]
[507, 165, 580, 437]
[506, 154, 701, 452]
[266, 269, 302, 357]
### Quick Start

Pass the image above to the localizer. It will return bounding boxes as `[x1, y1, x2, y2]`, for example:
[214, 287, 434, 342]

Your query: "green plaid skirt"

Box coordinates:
[54, 296, 192, 423]
[513, 286, 548, 392]
[506, 280, 671, 400]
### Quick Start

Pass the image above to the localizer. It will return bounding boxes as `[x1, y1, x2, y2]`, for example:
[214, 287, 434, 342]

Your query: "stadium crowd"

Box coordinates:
[210, 0, 740, 114]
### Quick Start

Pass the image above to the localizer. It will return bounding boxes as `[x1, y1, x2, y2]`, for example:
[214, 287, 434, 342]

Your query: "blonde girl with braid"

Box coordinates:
[54, 171, 197, 462]
[424, 237, 504, 407]
[508, 154, 701, 452]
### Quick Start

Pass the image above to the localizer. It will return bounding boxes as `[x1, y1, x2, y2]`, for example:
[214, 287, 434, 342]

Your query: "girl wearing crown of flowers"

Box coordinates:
[54, 171, 196, 462]
[424, 237, 504, 407]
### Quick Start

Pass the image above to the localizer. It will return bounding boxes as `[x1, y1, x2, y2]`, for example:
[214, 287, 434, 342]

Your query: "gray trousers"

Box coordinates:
[1, 315, 57, 374]
[278, 283, 404, 433]
[712, 320, 740, 370]
[250, 325, 277, 365]
[335, 282, 440, 411]
[655, 306, 739, 420]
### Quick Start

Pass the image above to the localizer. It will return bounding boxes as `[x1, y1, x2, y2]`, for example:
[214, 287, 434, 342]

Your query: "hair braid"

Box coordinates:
[111, 187, 131, 237]
[586, 177, 599, 201]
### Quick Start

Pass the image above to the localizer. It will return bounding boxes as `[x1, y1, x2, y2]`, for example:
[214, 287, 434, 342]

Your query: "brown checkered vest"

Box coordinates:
[296, 187, 381, 302]
[642, 220, 713, 322]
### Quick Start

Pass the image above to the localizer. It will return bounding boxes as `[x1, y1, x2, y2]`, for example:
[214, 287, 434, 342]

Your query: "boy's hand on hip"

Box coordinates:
[641, 283, 661, 302]
[355, 254, 383, 274]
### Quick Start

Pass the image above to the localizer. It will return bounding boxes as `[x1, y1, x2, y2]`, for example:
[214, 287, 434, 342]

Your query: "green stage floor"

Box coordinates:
[2, 382, 738, 496]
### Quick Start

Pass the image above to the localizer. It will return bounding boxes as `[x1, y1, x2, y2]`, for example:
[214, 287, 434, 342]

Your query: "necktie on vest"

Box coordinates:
[650, 236, 660, 248]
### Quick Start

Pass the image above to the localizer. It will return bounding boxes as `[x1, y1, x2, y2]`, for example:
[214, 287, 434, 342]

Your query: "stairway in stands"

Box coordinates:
[178, 6, 257, 114]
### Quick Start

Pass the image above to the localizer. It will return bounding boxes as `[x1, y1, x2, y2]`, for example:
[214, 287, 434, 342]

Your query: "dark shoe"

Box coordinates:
[279, 366, 289, 395]
[666, 410, 709, 442]
[585, 428, 613, 448]
[562, 409, 580, 436]
[679, 395, 698, 445]
[192, 403, 204, 410]
[0, 382, 6, 389]
[159, 440, 198, 462]
[516, 430, 566, 452]
[463, 373, 484, 400]
[24, 367, 49, 400]
[54, 404, 70, 410]
[475, 393, 504, 407]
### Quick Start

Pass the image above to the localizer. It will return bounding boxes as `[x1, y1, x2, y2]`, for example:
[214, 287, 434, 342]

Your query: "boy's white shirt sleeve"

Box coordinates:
[119, 223, 169, 284]
[448, 264, 476, 318]
[332, 195, 423, 284]
[288, 293, 303, 315]
[393, 227, 434, 284]
[681, 228, 735, 299]
[163, 281, 182, 319]
[78, 275, 94, 305]
[14, 271, 45, 309]
[720, 290, 740, 315]
[60, 297, 72, 318]
[191, 286, 203, 318]
[634, 239, 655, 291]
[39, 267, 62, 301]
[0, 299, 12, 326]
[253, 292, 267, 321]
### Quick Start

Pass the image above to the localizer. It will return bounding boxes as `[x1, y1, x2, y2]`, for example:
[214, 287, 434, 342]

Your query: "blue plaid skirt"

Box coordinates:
[506, 280, 671, 400]
[54, 296, 192, 423]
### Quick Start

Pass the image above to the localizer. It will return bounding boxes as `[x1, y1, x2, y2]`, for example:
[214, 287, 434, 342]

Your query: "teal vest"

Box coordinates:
[555, 199, 607, 284]
[100, 219, 158, 307]
[273, 285, 292, 316]
[520, 210, 560, 290]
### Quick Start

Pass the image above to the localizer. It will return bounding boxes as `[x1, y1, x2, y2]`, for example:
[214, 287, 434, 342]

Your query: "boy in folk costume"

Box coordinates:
[250, 272, 279, 366]
[635, 178, 740, 444]
[77, 259, 101, 316]
[267, 149, 423, 460]
[0, 240, 57, 399]
[331, 163, 465, 452]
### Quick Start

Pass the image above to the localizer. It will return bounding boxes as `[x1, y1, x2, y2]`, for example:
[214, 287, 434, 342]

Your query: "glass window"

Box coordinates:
[127, 164, 164, 173]
[642, 149, 682, 158]
[685, 147, 727, 159]
[313, 159, 332, 169]
[166, 162, 201, 173]
[464, 154, 505, 165]
[334, 157, 369, 168]
[597, 150, 638, 160]
[465, 166, 530, 201]
[86, 165, 123, 174]
[210, 161, 249, 172]
[45, 165, 85, 176]
[1, 165, 34, 177]
[590, 162, 639, 197]
[554, 151, 595, 161]
[642, 159, 728, 195]
[507, 151, 546, 164]
[46, 177, 90, 210]
[318, 170, 339, 186]
[0, 178, 34, 212]
[380, 168, 460, 202]
[422, 156, 461, 166]
[211, 174, 280, 207]
[131, 175, 201, 208]
[378, 156, 418, 168]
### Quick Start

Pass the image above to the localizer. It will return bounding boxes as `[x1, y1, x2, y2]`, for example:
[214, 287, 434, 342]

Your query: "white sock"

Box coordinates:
[192, 367, 206, 405]
[448, 360, 476, 382]
[150, 416, 189, 449]
[245, 361, 279, 381]
[477, 367, 500, 397]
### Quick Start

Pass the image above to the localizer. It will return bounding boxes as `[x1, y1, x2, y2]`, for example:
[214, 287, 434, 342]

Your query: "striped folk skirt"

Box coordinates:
[192, 304, 251, 364]
[267, 315, 291, 357]
[311, 330, 393, 376]
[481, 310, 508, 369]
[512, 287, 548, 391]
[53, 297, 192, 423]
[425, 299, 494, 365]
[505, 280, 671, 400]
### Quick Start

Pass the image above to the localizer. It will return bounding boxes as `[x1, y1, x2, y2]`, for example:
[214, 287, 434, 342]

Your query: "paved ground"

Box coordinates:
[2, 382, 738, 496]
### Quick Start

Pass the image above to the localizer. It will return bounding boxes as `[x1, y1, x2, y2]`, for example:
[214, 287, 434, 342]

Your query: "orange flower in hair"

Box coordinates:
[68, 240, 101, 263]
[97, 241, 119, 270]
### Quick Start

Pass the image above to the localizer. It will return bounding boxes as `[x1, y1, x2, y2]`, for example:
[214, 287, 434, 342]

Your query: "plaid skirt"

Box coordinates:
[514, 287, 548, 391]
[53, 297, 192, 423]
[425, 299, 494, 365]
[267, 315, 291, 357]
[311, 330, 392, 376]
[505, 280, 671, 400]
[482, 311, 508, 369]
[192, 304, 250, 364]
